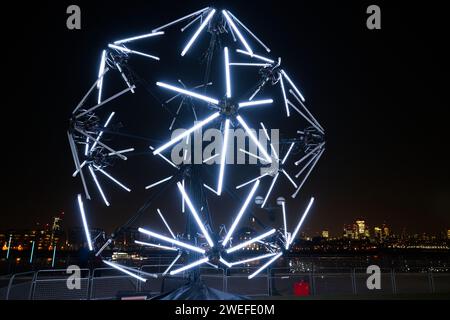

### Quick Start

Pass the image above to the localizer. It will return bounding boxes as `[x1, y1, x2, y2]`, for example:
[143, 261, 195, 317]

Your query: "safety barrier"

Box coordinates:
[3, 266, 450, 299]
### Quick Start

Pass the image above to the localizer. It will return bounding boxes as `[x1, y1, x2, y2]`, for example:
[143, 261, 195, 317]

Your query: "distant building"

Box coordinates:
[374, 227, 382, 240]
[321, 230, 329, 239]
[355, 220, 366, 238]
[114, 227, 140, 251]
[447, 229, 450, 240]
[343, 225, 354, 239]
[235, 227, 261, 251]
[382, 224, 390, 238]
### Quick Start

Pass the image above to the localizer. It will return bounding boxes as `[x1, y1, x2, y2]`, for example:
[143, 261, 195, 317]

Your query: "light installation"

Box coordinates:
[67, 6, 325, 287]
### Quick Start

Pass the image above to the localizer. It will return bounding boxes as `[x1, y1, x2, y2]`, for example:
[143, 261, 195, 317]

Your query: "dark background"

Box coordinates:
[2, 0, 448, 236]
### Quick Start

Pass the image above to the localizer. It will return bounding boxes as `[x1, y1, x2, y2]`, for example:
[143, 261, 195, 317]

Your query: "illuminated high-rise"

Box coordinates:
[356, 220, 365, 235]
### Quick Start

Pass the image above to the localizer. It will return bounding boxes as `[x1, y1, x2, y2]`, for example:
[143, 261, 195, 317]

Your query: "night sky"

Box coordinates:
[2, 0, 449, 236]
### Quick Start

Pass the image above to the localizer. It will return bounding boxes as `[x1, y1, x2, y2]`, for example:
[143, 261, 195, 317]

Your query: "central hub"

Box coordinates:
[219, 98, 238, 117]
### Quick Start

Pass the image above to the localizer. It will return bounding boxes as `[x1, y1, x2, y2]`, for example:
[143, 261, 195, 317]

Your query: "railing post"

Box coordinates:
[89, 268, 95, 300]
[391, 268, 397, 294]
[224, 268, 228, 293]
[86, 268, 92, 300]
[428, 269, 435, 294]
[28, 271, 37, 300]
[5, 274, 16, 300]
[351, 268, 357, 294]
[311, 264, 316, 295]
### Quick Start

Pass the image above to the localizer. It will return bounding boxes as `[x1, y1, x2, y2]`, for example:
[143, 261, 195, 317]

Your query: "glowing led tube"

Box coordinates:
[248, 253, 282, 279]
[77, 194, 93, 251]
[177, 182, 214, 247]
[170, 257, 209, 275]
[103, 260, 147, 282]
[288, 197, 314, 247]
[157, 82, 219, 105]
[113, 31, 164, 44]
[223, 180, 260, 246]
[135, 240, 177, 251]
[181, 9, 216, 56]
[138, 227, 205, 254]
[153, 112, 220, 155]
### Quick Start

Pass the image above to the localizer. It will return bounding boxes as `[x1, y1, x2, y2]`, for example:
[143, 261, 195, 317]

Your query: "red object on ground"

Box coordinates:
[293, 280, 310, 296]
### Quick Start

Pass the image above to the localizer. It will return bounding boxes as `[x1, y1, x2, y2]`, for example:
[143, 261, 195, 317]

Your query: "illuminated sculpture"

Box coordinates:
[67, 6, 325, 290]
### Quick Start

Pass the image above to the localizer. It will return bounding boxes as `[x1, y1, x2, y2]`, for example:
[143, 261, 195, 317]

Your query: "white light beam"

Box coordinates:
[145, 176, 173, 190]
[203, 183, 220, 196]
[157, 82, 219, 105]
[292, 149, 324, 198]
[236, 172, 269, 189]
[281, 201, 288, 248]
[163, 253, 182, 275]
[236, 115, 272, 163]
[288, 197, 314, 248]
[108, 148, 134, 156]
[75, 128, 127, 160]
[287, 100, 324, 135]
[261, 173, 279, 208]
[95, 166, 131, 192]
[153, 112, 220, 155]
[238, 99, 273, 108]
[239, 148, 269, 164]
[295, 151, 320, 178]
[138, 227, 205, 254]
[224, 47, 231, 98]
[236, 49, 275, 64]
[97, 50, 107, 104]
[88, 166, 110, 206]
[282, 169, 298, 189]
[135, 240, 177, 251]
[181, 13, 203, 32]
[223, 180, 260, 246]
[90, 112, 115, 152]
[108, 44, 160, 61]
[229, 63, 271, 67]
[203, 153, 220, 163]
[248, 253, 283, 279]
[279, 75, 290, 117]
[229, 252, 277, 266]
[227, 10, 271, 53]
[67, 132, 90, 199]
[177, 182, 214, 247]
[281, 70, 305, 102]
[103, 260, 147, 282]
[113, 31, 164, 44]
[76, 86, 135, 119]
[222, 10, 253, 55]
[295, 143, 325, 166]
[77, 194, 93, 251]
[170, 257, 209, 275]
[72, 67, 109, 115]
[153, 7, 210, 32]
[157, 209, 176, 239]
[72, 160, 87, 177]
[289, 89, 324, 131]
[217, 119, 230, 195]
[181, 9, 216, 56]
[282, 143, 295, 165]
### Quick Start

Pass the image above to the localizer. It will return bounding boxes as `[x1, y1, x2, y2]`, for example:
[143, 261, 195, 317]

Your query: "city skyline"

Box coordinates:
[2, 1, 449, 239]
[1, 214, 448, 240]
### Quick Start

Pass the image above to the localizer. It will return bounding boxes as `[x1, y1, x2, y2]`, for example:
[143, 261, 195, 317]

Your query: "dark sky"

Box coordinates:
[2, 0, 449, 237]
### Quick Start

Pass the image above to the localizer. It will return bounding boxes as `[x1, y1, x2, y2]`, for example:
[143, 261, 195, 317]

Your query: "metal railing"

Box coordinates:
[2, 266, 450, 299]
